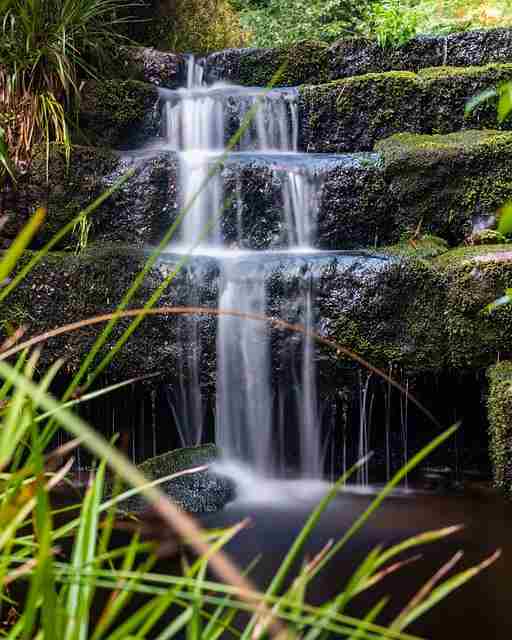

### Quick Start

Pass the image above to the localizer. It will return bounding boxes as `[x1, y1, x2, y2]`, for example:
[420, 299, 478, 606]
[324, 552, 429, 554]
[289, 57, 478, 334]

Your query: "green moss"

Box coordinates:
[419, 63, 512, 80]
[434, 245, 512, 370]
[487, 361, 512, 493]
[379, 235, 450, 259]
[331, 256, 448, 373]
[376, 131, 512, 245]
[78, 80, 158, 148]
[471, 229, 509, 245]
[23, 145, 122, 247]
[138, 444, 219, 479]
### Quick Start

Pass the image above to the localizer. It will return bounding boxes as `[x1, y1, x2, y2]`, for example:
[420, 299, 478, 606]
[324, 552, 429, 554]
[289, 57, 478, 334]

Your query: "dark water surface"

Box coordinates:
[199, 486, 512, 639]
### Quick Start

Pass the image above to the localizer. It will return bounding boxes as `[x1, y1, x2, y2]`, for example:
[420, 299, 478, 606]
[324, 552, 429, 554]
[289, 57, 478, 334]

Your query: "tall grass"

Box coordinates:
[0, 354, 498, 638]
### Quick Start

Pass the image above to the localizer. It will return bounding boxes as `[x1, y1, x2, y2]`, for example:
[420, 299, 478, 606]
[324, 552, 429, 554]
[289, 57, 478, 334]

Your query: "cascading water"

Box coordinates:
[158, 56, 325, 478]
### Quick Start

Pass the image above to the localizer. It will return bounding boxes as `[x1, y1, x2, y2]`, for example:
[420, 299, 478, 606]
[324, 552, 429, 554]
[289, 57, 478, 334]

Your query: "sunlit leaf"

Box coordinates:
[0, 208, 46, 285]
[497, 200, 512, 236]
[498, 82, 512, 123]
[465, 87, 497, 117]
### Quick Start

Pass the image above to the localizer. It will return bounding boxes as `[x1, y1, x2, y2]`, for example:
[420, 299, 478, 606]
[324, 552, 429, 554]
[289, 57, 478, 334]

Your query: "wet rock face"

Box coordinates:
[6, 147, 179, 250]
[1, 247, 220, 381]
[328, 29, 512, 79]
[4, 243, 512, 384]
[204, 42, 330, 87]
[299, 64, 512, 153]
[7, 131, 512, 252]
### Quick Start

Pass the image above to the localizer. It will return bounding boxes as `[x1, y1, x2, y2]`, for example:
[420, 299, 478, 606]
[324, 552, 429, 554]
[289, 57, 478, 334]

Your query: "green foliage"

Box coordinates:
[364, 0, 421, 48]
[239, 0, 372, 47]
[239, 0, 512, 49]
[0, 0, 134, 164]
[416, 0, 512, 35]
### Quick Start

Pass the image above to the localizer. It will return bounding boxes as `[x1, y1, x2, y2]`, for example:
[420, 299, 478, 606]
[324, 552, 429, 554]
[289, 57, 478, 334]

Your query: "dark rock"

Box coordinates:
[204, 41, 330, 87]
[7, 131, 512, 252]
[328, 28, 512, 80]
[3, 146, 179, 250]
[202, 29, 512, 87]
[0, 246, 220, 380]
[4, 244, 512, 382]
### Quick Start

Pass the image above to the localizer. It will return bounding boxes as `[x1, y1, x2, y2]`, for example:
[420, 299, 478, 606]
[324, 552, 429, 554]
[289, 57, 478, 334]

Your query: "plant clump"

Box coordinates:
[0, 0, 135, 166]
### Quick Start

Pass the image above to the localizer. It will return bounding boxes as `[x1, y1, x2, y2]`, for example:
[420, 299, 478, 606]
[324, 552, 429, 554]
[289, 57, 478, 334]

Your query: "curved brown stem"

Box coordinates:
[0, 306, 441, 428]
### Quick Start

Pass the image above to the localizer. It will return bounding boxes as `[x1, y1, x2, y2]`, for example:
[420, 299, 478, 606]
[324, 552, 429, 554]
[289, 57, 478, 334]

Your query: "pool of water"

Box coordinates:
[199, 485, 512, 638]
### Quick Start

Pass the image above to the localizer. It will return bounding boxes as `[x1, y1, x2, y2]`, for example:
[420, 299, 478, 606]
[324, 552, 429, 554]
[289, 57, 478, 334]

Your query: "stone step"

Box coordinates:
[78, 62, 512, 156]
[7, 131, 512, 251]
[203, 29, 512, 87]
[299, 63, 512, 153]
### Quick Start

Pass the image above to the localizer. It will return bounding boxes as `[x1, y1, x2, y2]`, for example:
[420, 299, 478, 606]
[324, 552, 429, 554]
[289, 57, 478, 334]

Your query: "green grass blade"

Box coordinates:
[308, 425, 460, 581]
[0, 208, 46, 284]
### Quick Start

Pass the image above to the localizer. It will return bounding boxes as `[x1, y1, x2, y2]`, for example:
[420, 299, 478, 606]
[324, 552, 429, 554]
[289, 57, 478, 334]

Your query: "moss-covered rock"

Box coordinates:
[0, 245, 220, 379]
[377, 130, 512, 244]
[299, 64, 512, 153]
[202, 28, 512, 87]
[5, 146, 179, 249]
[434, 245, 512, 369]
[79, 80, 159, 148]
[6, 244, 512, 382]
[327, 254, 447, 373]
[130, 444, 233, 512]
[379, 235, 450, 260]
[487, 361, 512, 492]
[205, 41, 330, 87]
[470, 229, 508, 245]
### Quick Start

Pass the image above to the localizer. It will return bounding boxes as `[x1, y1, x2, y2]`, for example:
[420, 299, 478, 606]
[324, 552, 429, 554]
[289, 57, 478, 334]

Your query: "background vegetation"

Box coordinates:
[236, 0, 512, 48]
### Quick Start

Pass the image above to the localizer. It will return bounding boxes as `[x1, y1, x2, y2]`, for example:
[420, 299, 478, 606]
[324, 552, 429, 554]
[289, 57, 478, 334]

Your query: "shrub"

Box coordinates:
[137, 0, 248, 54]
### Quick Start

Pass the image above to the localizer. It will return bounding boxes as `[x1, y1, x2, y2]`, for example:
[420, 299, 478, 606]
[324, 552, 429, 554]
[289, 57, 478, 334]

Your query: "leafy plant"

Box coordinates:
[415, 0, 512, 35]
[0, 0, 135, 166]
[137, 0, 247, 54]
[363, 0, 421, 49]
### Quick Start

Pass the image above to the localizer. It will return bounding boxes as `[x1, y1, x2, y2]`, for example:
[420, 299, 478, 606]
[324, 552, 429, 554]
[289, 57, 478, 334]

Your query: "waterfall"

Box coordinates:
[216, 261, 273, 473]
[158, 56, 325, 479]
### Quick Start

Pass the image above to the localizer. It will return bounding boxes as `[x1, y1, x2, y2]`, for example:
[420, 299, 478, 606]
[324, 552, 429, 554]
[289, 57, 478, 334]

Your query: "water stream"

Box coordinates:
[158, 56, 325, 479]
